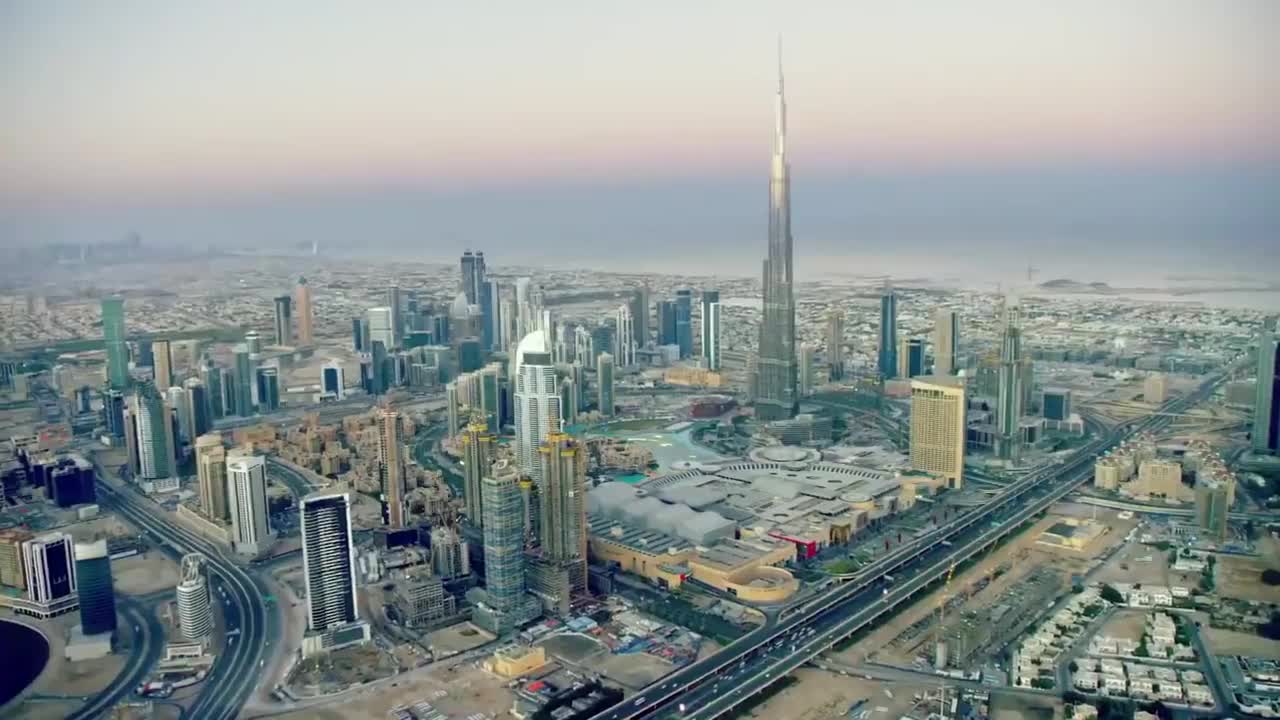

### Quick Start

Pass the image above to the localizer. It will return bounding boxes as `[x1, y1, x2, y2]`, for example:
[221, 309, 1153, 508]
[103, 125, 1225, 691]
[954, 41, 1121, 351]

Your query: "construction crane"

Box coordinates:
[933, 561, 958, 669]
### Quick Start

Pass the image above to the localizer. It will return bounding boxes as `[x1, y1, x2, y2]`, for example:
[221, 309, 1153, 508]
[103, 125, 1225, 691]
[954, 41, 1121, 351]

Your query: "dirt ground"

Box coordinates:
[1215, 535, 1280, 604]
[597, 652, 673, 690]
[990, 689, 1063, 720]
[9, 699, 81, 720]
[6, 613, 133, 719]
[426, 622, 495, 655]
[538, 633, 608, 665]
[1205, 628, 1280, 659]
[745, 669, 934, 720]
[111, 552, 180, 595]
[1092, 541, 1177, 588]
[839, 507, 1134, 667]
[291, 644, 398, 692]
[1099, 610, 1147, 642]
[272, 654, 515, 720]
[30, 613, 129, 695]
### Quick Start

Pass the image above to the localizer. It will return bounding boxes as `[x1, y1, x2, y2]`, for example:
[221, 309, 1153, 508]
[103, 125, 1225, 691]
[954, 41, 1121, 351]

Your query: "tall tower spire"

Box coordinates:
[755, 39, 799, 422]
[777, 34, 784, 92]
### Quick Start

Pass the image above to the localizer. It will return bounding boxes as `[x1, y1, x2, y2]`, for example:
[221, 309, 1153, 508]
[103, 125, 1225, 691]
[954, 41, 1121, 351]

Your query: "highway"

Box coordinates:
[591, 370, 1228, 720]
[95, 478, 276, 720]
[63, 595, 166, 720]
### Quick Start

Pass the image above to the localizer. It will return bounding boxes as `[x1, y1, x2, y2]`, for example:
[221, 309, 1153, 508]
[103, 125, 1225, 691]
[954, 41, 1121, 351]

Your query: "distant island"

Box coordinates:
[1039, 279, 1113, 291]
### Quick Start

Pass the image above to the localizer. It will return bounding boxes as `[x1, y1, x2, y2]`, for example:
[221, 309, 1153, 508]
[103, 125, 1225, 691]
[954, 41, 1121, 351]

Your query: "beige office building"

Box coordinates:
[1093, 458, 1126, 491]
[0, 528, 33, 589]
[153, 339, 173, 391]
[1144, 373, 1168, 404]
[378, 409, 406, 528]
[1131, 459, 1188, 500]
[909, 376, 966, 488]
[196, 433, 229, 522]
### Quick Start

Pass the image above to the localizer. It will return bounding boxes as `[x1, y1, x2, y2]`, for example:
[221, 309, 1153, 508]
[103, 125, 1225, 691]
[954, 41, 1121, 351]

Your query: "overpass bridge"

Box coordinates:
[1072, 494, 1275, 523]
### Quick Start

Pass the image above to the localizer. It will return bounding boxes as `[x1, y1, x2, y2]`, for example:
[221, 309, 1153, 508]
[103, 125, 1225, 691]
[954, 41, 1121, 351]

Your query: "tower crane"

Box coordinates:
[934, 561, 958, 668]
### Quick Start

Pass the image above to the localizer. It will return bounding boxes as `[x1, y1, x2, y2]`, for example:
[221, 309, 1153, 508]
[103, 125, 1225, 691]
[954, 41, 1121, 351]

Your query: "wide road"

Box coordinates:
[96, 478, 275, 720]
[592, 369, 1228, 720]
[65, 595, 166, 720]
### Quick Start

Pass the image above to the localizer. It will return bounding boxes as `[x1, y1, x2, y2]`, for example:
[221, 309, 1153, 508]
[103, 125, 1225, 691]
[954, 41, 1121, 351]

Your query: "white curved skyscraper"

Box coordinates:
[176, 553, 212, 641]
[514, 331, 560, 481]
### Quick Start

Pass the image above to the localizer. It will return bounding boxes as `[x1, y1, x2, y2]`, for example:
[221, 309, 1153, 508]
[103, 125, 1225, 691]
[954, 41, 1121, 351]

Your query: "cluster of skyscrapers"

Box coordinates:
[0, 530, 118, 656]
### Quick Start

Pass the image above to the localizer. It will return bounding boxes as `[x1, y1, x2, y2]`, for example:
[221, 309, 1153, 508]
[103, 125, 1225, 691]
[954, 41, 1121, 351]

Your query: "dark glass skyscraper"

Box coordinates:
[878, 290, 898, 379]
[754, 49, 798, 422]
[657, 300, 678, 347]
[630, 286, 649, 348]
[233, 344, 254, 417]
[1255, 333, 1279, 455]
[300, 493, 360, 633]
[75, 540, 116, 635]
[461, 250, 486, 305]
[480, 279, 498, 350]
[256, 367, 280, 411]
[104, 388, 127, 439]
[351, 317, 365, 351]
[900, 338, 925, 378]
[675, 289, 693, 359]
[102, 297, 130, 389]
[273, 295, 293, 346]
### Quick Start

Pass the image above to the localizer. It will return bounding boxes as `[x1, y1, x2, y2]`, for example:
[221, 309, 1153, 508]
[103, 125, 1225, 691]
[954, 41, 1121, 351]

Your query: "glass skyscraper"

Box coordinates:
[133, 381, 174, 480]
[233, 344, 254, 417]
[102, 297, 130, 389]
[701, 289, 720, 370]
[997, 302, 1026, 461]
[300, 492, 360, 633]
[75, 540, 116, 635]
[657, 300, 678, 347]
[480, 461, 526, 615]
[675, 289, 693, 359]
[878, 290, 898, 379]
[1255, 333, 1279, 455]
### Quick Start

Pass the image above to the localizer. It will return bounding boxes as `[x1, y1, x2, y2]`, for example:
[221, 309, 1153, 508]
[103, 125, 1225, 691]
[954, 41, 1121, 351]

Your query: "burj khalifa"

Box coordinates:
[754, 43, 799, 422]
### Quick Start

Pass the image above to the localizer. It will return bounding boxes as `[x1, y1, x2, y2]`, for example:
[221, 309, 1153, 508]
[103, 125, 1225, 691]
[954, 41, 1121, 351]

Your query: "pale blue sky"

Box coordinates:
[2, 1, 1278, 277]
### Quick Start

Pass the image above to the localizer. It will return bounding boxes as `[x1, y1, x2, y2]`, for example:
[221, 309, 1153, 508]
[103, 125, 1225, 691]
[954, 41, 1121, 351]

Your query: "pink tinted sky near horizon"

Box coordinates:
[2, 1, 1278, 208]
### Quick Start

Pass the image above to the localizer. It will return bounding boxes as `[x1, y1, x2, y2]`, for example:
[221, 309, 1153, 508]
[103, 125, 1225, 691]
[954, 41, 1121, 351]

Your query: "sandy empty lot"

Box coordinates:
[538, 633, 608, 665]
[597, 652, 673, 690]
[1205, 628, 1280, 659]
[272, 657, 515, 720]
[990, 689, 1062, 720]
[1092, 541, 1177, 588]
[112, 552, 180, 595]
[1099, 610, 1147, 642]
[1216, 535, 1280, 604]
[427, 622, 495, 655]
[745, 669, 934, 720]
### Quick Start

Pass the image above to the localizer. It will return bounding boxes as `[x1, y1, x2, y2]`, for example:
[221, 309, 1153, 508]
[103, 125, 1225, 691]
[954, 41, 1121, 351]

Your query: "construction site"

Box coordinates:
[839, 504, 1139, 677]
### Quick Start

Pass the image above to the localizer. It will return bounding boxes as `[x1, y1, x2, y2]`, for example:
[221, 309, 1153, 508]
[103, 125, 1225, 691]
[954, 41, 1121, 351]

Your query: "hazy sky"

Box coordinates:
[3, 1, 1278, 279]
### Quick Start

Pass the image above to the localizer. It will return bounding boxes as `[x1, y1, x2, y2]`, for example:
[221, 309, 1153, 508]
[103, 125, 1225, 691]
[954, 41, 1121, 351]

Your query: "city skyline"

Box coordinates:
[1, 6, 1278, 718]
